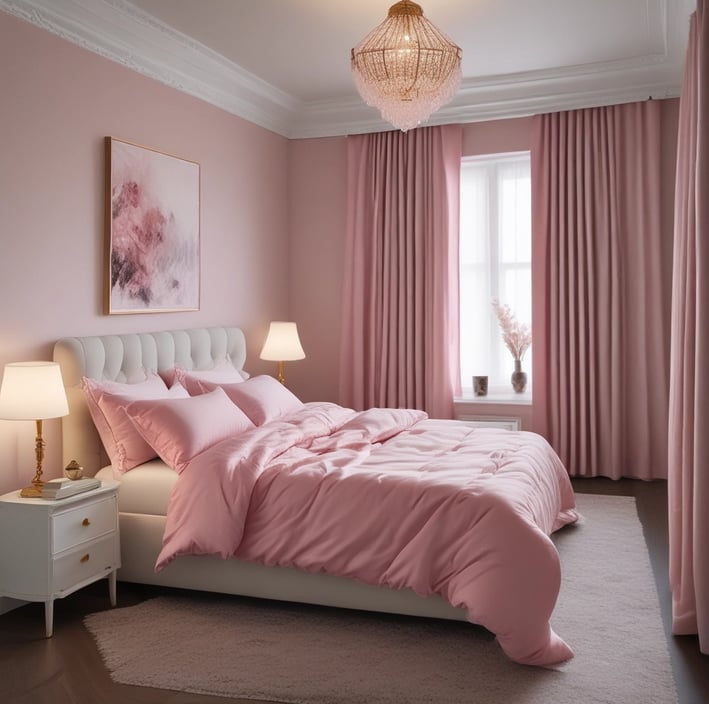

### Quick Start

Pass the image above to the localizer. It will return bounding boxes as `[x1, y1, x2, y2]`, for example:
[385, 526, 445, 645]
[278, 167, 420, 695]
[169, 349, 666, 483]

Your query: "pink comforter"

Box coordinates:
[157, 402, 577, 666]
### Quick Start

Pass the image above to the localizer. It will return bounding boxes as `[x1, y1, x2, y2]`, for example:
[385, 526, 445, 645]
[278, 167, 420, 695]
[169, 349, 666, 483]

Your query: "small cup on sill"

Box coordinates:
[472, 375, 488, 397]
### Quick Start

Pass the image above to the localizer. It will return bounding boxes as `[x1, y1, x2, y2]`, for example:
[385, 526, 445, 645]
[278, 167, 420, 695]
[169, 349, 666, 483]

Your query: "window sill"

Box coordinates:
[455, 391, 532, 406]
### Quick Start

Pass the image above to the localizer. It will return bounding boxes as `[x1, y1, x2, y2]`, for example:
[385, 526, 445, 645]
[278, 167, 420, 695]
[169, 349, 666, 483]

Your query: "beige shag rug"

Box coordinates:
[84, 494, 676, 703]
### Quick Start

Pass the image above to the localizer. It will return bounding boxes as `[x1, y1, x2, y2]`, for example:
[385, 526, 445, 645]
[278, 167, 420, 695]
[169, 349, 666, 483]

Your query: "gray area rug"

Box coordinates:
[84, 494, 677, 703]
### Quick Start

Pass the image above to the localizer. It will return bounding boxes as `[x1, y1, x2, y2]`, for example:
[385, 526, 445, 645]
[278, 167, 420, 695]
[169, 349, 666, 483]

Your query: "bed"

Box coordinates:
[53, 326, 577, 667]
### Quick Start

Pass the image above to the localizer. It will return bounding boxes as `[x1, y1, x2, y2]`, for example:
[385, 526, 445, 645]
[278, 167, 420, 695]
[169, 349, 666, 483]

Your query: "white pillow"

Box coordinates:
[164, 360, 246, 395]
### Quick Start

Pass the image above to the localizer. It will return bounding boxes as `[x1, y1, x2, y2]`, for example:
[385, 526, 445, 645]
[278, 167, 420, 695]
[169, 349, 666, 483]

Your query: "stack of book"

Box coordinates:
[40, 477, 101, 500]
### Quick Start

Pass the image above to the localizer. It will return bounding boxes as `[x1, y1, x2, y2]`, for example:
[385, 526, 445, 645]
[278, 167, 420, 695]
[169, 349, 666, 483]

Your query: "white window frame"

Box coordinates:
[459, 151, 532, 397]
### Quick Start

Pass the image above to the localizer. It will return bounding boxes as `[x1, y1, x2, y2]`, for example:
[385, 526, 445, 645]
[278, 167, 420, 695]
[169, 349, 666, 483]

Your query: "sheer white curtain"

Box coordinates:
[459, 154, 532, 393]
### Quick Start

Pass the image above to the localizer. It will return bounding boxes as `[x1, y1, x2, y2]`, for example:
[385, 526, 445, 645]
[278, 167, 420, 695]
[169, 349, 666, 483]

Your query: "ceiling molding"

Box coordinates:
[294, 55, 684, 138]
[0, 0, 300, 136]
[0, 0, 691, 139]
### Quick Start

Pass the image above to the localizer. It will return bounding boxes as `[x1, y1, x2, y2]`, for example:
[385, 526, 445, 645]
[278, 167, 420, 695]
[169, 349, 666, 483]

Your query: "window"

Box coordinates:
[459, 152, 532, 395]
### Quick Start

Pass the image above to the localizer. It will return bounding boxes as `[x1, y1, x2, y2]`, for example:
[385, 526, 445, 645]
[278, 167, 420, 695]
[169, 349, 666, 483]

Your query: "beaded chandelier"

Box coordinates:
[351, 0, 462, 132]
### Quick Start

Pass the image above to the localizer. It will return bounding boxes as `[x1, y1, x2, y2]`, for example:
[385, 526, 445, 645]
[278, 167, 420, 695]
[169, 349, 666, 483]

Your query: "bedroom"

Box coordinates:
[0, 0, 706, 702]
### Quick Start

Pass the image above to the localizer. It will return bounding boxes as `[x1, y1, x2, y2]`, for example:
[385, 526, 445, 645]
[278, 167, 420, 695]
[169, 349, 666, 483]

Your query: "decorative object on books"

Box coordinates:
[64, 459, 84, 480]
[472, 375, 488, 397]
[492, 299, 532, 394]
[351, 1, 462, 132]
[40, 477, 100, 500]
[0, 361, 69, 498]
[106, 137, 200, 315]
[259, 321, 306, 385]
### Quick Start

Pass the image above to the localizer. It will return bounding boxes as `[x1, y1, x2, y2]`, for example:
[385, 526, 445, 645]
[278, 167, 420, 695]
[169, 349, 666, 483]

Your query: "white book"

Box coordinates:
[40, 477, 101, 500]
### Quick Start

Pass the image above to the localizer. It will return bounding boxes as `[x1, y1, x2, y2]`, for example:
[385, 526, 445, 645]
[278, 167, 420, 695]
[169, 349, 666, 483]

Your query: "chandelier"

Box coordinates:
[351, 0, 462, 132]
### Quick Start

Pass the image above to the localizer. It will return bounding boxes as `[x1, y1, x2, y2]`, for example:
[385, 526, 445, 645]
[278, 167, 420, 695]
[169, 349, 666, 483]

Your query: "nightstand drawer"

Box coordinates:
[52, 535, 117, 594]
[52, 497, 116, 553]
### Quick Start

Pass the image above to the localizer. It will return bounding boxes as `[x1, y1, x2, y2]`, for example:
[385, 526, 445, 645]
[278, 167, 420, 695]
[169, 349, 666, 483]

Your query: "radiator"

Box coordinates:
[455, 416, 521, 431]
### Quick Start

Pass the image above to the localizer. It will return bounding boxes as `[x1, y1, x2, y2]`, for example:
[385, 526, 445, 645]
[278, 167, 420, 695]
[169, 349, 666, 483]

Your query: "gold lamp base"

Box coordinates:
[20, 420, 46, 498]
[20, 481, 44, 499]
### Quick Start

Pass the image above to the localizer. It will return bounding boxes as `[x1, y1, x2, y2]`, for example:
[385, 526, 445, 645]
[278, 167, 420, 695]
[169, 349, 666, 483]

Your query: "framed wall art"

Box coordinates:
[105, 137, 200, 314]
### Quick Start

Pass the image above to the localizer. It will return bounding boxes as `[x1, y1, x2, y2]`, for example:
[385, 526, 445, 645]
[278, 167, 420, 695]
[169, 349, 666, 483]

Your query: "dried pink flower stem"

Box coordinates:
[491, 299, 532, 361]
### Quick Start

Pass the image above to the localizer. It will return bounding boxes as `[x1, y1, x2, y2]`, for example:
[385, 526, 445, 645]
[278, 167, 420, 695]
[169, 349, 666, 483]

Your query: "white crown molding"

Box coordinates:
[0, 0, 693, 139]
[294, 58, 685, 138]
[0, 0, 300, 136]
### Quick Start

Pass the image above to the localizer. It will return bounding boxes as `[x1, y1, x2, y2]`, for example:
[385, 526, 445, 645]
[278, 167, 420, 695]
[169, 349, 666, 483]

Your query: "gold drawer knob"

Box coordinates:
[82, 518, 90, 527]
[80, 554, 90, 563]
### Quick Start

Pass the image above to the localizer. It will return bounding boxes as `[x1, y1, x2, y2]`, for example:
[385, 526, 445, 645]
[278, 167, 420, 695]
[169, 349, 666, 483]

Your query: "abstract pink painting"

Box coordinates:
[106, 137, 200, 313]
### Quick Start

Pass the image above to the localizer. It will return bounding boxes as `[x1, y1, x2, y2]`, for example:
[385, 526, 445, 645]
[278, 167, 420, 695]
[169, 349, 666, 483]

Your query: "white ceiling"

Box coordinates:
[0, 0, 697, 137]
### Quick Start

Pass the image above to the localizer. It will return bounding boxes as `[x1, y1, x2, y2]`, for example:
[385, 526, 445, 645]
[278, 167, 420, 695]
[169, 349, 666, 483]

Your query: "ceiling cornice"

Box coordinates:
[0, 0, 690, 139]
[0, 0, 300, 136]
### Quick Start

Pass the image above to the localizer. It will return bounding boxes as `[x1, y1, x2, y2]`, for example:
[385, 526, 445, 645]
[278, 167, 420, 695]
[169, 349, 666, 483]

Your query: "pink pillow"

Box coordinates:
[82, 375, 187, 474]
[198, 374, 303, 425]
[167, 360, 246, 395]
[125, 387, 255, 473]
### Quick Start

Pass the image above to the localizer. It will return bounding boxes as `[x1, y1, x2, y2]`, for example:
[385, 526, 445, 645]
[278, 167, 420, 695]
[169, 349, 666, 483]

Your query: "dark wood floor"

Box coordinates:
[0, 479, 706, 704]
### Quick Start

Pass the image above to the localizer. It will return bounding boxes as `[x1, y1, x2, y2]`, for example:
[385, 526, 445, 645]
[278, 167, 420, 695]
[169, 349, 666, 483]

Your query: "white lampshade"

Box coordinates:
[0, 361, 69, 420]
[259, 322, 306, 362]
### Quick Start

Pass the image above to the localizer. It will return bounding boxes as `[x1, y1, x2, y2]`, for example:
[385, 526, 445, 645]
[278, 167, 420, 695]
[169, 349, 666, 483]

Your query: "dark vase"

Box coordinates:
[511, 359, 527, 393]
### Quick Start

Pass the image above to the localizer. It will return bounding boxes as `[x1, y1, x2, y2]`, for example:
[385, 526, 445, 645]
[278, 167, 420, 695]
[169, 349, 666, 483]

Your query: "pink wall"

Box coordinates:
[0, 12, 290, 495]
[462, 116, 534, 154]
[288, 137, 348, 402]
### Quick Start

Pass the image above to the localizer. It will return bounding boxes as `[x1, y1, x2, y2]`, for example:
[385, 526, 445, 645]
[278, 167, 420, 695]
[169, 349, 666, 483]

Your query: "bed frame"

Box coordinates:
[53, 327, 466, 621]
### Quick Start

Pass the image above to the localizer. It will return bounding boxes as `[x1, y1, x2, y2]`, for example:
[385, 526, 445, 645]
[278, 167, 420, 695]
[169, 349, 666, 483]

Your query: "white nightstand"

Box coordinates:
[0, 481, 120, 637]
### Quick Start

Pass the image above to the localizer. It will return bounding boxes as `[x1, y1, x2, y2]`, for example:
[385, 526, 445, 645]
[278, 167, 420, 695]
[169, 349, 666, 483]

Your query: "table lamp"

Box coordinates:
[259, 321, 305, 385]
[0, 361, 69, 498]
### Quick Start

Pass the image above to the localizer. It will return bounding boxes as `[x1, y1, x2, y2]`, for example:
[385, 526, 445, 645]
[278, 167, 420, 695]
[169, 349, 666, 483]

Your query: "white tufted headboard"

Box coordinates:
[53, 327, 248, 476]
